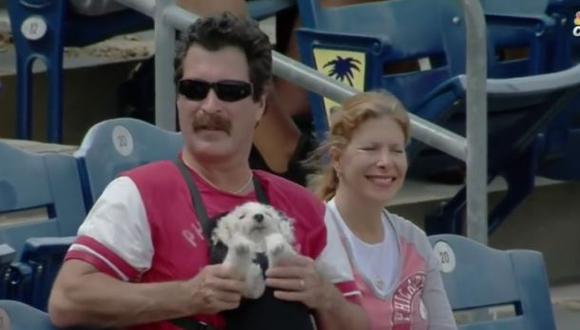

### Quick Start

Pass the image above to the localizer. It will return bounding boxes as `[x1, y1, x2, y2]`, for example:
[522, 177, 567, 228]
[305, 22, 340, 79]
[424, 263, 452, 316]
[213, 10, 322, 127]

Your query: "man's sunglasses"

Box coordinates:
[178, 79, 253, 102]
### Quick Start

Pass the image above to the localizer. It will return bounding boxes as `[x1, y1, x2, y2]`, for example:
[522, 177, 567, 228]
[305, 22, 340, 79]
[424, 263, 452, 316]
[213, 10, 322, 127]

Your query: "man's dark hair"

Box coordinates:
[174, 12, 272, 101]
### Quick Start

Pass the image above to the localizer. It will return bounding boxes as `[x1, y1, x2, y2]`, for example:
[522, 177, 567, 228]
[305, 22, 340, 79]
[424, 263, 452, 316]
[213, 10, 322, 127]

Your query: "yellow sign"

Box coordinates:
[313, 49, 366, 124]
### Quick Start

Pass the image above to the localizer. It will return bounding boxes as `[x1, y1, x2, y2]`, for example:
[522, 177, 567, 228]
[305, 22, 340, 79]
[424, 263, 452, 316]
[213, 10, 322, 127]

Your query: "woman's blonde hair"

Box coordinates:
[307, 91, 410, 201]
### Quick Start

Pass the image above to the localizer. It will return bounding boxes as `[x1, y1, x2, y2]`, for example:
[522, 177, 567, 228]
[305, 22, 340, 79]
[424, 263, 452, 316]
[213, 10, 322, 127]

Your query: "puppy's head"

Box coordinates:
[212, 202, 295, 246]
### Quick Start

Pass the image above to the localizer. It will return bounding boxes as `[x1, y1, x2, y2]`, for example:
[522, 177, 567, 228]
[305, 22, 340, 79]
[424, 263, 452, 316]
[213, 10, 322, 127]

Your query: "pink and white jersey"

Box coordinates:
[325, 200, 457, 330]
[65, 160, 356, 330]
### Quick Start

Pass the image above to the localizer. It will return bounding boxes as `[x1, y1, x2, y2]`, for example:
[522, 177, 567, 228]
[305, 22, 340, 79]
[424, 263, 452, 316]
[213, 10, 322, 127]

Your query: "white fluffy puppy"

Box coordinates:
[211, 202, 297, 299]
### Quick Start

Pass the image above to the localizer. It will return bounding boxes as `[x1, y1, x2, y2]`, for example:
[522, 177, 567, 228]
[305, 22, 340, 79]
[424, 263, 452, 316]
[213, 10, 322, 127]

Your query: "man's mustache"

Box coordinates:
[192, 112, 232, 135]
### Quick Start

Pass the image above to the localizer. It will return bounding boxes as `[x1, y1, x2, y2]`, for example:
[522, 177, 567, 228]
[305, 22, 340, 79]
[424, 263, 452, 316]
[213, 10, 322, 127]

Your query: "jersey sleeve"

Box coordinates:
[65, 177, 154, 281]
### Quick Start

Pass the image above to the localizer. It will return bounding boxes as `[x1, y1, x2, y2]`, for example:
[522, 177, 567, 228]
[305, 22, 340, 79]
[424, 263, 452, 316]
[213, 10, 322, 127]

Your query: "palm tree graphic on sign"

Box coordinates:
[323, 56, 362, 87]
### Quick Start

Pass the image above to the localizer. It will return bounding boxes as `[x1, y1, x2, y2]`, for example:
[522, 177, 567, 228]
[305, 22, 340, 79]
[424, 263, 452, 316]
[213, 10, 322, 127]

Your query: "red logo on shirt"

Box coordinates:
[392, 272, 426, 329]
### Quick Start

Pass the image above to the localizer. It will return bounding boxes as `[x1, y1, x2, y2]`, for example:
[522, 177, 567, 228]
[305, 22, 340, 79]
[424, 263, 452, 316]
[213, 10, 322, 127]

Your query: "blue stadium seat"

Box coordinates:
[0, 245, 17, 299]
[0, 245, 30, 304]
[20, 237, 75, 311]
[541, 0, 580, 181]
[537, 127, 580, 180]
[486, 0, 580, 182]
[0, 141, 85, 254]
[429, 234, 556, 330]
[547, 0, 580, 67]
[75, 118, 183, 210]
[0, 299, 56, 330]
[0, 141, 85, 307]
[295, 0, 557, 133]
[295, 0, 580, 234]
[7, 0, 296, 143]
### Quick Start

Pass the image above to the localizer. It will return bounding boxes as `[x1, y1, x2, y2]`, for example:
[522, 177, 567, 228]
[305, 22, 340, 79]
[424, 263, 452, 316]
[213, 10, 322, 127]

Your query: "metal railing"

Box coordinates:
[115, 0, 488, 244]
[461, 0, 487, 244]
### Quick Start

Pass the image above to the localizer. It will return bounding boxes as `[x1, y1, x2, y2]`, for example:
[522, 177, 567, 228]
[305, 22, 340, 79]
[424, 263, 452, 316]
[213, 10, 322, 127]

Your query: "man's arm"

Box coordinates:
[49, 260, 245, 328]
[265, 255, 370, 330]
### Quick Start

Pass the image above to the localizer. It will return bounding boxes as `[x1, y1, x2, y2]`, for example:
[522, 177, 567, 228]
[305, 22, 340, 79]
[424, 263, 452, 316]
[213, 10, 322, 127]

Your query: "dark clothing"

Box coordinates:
[249, 132, 317, 186]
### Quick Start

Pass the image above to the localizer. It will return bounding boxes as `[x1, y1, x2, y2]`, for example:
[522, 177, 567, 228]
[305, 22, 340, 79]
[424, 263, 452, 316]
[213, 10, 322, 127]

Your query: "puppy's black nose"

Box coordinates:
[254, 214, 264, 223]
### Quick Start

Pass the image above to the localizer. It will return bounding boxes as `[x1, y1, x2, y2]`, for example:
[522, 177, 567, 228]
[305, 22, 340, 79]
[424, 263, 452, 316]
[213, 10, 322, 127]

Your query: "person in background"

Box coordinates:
[308, 91, 457, 329]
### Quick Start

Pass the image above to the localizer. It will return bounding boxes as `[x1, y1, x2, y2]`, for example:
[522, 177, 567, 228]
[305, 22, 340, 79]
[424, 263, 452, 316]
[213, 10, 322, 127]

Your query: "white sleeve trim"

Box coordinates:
[69, 244, 130, 281]
[75, 176, 154, 273]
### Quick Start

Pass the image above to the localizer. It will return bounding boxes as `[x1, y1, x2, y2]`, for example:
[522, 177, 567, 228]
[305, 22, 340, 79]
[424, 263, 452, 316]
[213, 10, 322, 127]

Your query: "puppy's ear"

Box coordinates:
[276, 211, 295, 245]
[223, 216, 240, 243]
[213, 213, 239, 245]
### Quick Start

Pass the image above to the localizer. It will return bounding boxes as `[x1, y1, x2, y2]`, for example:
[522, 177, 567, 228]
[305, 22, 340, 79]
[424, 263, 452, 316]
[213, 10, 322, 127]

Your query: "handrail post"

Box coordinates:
[154, 0, 177, 131]
[460, 0, 488, 244]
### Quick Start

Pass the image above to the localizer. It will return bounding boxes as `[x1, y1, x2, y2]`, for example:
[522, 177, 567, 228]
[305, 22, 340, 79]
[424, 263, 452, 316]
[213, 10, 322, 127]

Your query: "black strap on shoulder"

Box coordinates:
[174, 158, 270, 240]
[175, 158, 213, 240]
[253, 175, 269, 204]
[171, 159, 216, 330]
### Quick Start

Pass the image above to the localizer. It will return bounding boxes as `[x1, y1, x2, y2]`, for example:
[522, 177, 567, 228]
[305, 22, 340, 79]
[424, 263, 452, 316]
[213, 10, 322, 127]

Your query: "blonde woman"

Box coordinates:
[309, 91, 457, 329]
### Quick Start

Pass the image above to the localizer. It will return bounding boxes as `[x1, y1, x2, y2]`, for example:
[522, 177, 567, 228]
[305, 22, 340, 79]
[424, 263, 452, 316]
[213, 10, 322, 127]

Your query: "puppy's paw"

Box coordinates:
[233, 240, 251, 257]
[266, 233, 295, 268]
[224, 234, 254, 276]
[244, 263, 266, 299]
[230, 233, 254, 256]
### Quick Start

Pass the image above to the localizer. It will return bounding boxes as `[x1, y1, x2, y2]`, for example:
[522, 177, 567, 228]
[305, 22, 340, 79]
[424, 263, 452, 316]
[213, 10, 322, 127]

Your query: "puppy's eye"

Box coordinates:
[238, 213, 247, 219]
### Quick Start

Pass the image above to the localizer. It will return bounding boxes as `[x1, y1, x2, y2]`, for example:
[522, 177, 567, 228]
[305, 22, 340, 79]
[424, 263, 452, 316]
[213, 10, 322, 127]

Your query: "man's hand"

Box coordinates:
[186, 264, 246, 315]
[265, 254, 334, 311]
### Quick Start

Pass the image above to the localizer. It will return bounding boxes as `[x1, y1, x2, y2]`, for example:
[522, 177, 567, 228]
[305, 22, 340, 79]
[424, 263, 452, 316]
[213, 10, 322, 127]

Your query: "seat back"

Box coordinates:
[300, 0, 552, 74]
[0, 245, 16, 299]
[428, 234, 556, 330]
[481, 0, 555, 77]
[0, 299, 56, 330]
[547, 0, 580, 69]
[0, 142, 86, 255]
[297, 0, 459, 110]
[20, 237, 75, 311]
[296, 0, 555, 129]
[75, 118, 183, 210]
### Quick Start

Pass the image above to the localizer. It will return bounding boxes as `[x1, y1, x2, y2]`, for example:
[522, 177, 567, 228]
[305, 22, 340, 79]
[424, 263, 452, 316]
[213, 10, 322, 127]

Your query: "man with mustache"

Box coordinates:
[121, 1, 384, 186]
[48, 13, 368, 330]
